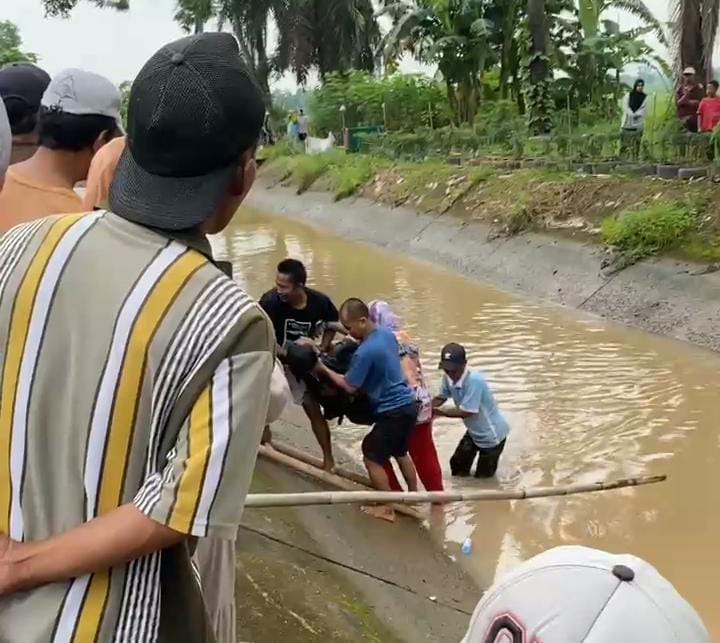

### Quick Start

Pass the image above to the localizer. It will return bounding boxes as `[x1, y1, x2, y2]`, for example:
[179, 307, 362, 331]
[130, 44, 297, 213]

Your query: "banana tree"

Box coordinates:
[577, 0, 667, 43]
[379, 0, 493, 124]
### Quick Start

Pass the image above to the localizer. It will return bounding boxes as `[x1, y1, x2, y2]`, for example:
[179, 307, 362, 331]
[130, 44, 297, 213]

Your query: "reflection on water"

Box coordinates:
[218, 207, 720, 635]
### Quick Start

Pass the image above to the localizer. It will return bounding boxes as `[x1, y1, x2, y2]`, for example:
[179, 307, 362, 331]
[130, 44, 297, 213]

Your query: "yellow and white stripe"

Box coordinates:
[53, 241, 205, 643]
[0, 214, 91, 535]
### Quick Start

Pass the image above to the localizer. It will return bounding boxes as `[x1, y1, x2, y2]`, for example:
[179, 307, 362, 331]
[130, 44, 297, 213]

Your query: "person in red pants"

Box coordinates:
[368, 300, 444, 491]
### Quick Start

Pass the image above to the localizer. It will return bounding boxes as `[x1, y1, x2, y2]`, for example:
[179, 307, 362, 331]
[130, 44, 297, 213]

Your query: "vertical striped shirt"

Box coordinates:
[0, 211, 275, 642]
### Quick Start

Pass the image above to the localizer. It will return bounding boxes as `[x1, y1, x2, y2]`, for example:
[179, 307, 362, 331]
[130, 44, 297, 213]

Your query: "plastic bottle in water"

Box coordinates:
[461, 538, 473, 556]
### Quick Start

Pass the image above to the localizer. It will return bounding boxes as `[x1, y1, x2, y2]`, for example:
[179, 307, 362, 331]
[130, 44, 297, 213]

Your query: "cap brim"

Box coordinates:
[439, 359, 463, 370]
[109, 146, 235, 231]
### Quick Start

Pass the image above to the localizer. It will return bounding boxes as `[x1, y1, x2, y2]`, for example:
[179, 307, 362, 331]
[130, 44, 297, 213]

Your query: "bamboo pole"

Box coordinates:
[258, 444, 424, 520]
[246, 474, 666, 509]
[270, 440, 374, 488]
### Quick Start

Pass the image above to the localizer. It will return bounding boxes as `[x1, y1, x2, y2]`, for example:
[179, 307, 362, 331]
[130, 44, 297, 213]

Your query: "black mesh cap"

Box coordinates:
[110, 33, 265, 231]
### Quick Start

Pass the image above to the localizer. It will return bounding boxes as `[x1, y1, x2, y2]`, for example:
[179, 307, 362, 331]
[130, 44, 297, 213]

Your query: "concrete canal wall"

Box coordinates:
[249, 180, 720, 352]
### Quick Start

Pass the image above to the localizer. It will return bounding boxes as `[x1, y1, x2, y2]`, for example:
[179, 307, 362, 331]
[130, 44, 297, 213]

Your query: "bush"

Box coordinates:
[309, 71, 452, 135]
[602, 201, 697, 260]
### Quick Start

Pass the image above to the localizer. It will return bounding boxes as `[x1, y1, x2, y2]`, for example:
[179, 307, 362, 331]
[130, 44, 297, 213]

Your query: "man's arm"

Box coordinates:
[316, 361, 358, 394]
[319, 297, 341, 351]
[432, 395, 447, 408]
[434, 406, 475, 419]
[319, 327, 336, 352]
[0, 505, 183, 596]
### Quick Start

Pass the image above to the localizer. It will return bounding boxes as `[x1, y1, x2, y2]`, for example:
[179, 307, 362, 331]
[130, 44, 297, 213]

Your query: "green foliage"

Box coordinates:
[260, 140, 299, 162]
[602, 201, 697, 260]
[379, 0, 492, 123]
[41, 0, 129, 17]
[0, 21, 38, 66]
[291, 150, 347, 194]
[175, 0, 215, 33]
[274, 0, 379, 84]
[327, 155, 390, 200]
[309, 71, 452, 136]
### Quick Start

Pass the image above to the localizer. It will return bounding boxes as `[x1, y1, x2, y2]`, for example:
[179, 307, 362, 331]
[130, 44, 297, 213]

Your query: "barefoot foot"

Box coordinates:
[361, 505, 396, 523]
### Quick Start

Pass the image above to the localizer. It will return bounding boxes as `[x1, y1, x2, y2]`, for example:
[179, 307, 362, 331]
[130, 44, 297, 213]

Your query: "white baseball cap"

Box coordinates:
[41, 69, 122, 129]
[463, 546, 709, 643]
[683, 66, 697, 75]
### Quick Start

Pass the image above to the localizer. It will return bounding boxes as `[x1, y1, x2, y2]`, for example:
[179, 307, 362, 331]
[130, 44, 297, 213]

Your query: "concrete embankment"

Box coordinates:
[237, 411, 480, 642]
[248, 179, 720, 351]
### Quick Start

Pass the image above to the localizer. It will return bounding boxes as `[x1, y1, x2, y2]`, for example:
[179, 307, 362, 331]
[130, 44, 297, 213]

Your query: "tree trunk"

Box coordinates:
[254, 27, 272, 106]
[526, 0, 551, 133]
[678, 0, 705, 79]
[499, 0, 518, 99]
[194, 16, 204, 33]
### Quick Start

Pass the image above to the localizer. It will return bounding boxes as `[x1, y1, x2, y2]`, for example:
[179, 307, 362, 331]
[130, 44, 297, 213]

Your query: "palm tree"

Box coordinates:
[216, 0, 283, 104]
[526, 0, 552, 133]
[379, 0, 491, 124]
[42, 0, 129, 16]
[671, 0, 718, 83]
[175, 0, 216, 33]
[274, 0, 381, 85]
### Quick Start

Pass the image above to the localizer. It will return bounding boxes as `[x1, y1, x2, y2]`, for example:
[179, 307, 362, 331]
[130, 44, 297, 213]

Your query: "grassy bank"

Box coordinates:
[260, 150, 720, 267]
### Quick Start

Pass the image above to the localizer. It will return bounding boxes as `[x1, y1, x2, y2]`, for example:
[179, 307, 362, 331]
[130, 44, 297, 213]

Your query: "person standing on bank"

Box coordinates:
[621, 79, 647, 132]
[677, 67, 704, 132]
[316, 298, 419, 522]
[433, 343, 510, 478]
[260, 258, 339, 470]
[0, 33, 274, 642]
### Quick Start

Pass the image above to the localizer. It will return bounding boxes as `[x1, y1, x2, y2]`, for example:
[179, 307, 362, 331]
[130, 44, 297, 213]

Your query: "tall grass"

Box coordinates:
[602, 201, 697, 261]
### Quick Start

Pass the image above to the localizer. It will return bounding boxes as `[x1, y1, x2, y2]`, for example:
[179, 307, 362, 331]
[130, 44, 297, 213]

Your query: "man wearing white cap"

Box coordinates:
[0, 68, 122, 232]
[463, 545, 710, 643]
[677, 66, 704, 132]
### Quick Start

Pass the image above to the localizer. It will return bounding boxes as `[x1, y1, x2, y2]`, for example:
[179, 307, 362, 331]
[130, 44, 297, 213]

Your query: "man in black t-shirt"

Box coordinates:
[260, 258, 340, 470]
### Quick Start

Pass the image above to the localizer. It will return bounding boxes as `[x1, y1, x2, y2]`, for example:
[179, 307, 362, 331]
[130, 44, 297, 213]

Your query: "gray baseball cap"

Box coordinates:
[41, 68, 122, 130]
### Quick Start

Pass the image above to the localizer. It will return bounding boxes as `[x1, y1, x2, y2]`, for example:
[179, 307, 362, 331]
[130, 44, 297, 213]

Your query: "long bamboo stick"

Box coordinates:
[257, 444, 424, 520]
[246, 474, 666, 508]
[270, 440, 376, 488]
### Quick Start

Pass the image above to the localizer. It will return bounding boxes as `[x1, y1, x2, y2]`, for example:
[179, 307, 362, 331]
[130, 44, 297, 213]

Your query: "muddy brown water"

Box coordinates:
[215, 206, 720, 637]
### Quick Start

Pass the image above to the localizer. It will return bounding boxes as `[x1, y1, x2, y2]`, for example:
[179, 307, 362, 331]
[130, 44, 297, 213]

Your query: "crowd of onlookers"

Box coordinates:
[622, 66, 720, 135]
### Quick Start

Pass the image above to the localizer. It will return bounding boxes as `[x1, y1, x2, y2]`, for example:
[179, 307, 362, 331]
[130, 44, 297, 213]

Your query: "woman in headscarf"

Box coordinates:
[368, 300, 444, 491]
[621, 79, 647, 132]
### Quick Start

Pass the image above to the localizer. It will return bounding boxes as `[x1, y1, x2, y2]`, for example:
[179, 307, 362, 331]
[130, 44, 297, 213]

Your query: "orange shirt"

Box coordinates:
[698, 96, 720, 132]
[0, 167, 83, 234]
[82, 136, 126, 210]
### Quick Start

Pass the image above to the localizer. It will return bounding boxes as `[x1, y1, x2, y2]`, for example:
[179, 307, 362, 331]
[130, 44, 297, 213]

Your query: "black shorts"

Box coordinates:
[299, 133, 308, 141]
[361, 403, 417, 464]
[450, 432, 506, 478]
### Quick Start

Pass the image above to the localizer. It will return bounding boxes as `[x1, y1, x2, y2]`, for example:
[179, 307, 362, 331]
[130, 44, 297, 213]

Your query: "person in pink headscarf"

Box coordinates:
[368, 300, 444, 491]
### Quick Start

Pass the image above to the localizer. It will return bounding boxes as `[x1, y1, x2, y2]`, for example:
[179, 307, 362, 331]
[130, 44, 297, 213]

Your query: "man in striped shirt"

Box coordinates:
[0, 33, 273, 642]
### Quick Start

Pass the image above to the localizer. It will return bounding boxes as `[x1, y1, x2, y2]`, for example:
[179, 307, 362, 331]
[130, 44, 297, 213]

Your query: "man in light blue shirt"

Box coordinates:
[433, 343, 510, 477]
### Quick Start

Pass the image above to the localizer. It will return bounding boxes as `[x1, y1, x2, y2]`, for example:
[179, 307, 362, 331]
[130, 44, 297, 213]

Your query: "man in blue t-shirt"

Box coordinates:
[433, 343, 510, 478]
[316, 298, 418, 521]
